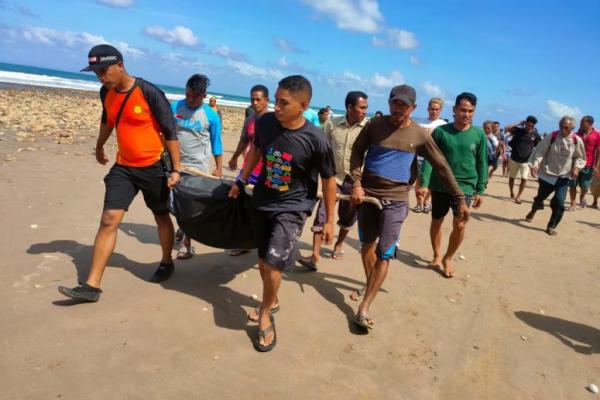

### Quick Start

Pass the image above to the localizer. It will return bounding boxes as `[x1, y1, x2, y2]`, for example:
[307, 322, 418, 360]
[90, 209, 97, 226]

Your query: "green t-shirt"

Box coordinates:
[421, 124, 488, 195]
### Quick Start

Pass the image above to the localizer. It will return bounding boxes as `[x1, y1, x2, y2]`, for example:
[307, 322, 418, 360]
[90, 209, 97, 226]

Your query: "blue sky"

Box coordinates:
[1, 0, 599, 132]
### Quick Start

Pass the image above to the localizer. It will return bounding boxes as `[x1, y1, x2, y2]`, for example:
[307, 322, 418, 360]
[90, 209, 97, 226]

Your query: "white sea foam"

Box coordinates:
[0, 70, 101, 91]
[0, 70, 251, 109]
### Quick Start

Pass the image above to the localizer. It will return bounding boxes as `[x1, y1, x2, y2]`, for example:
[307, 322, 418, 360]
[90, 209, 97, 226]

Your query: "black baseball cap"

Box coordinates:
[389, 84, 416, 105]
[81, 44, 123, 72]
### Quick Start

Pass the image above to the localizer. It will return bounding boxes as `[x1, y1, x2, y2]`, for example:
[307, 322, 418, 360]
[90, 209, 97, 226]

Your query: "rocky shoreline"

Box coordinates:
[0, 84, 247, 164]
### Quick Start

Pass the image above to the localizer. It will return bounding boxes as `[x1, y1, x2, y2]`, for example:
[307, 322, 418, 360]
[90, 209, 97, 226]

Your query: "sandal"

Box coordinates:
[331, 249, 345, 260]
[255, 315, 277, 352]
[422, 204, 431, 214]
[353, 313, 374, 330]
[297, 256, 318, 271]
[228, 249, 250, 257]
[176, 246, 194, 260]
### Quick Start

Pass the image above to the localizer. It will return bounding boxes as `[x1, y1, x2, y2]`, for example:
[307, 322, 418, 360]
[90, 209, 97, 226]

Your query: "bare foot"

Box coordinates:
[514, 197, 522, 204]
[442, 256, 455, 278]
[331, 243, 344, 260]
[248, 300, 279, 322]
[510, 192, 515, 199]
[354, 312, 374, 329]
[349, 287, 364, 301]
[428, 257, 443, 272]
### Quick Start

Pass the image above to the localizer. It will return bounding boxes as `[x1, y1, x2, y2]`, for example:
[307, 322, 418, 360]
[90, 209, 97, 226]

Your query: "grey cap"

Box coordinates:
[389, 84, 416, 105]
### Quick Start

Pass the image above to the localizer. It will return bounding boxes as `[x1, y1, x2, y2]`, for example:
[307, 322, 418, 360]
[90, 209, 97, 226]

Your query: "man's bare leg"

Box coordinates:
[441, 217, 467, 278]
[429, 217, 444, 271]
[350, 241, 376, 301]
[248, 258, 278, 321]
[509, 178, 515, 199]
[332, 228, 350, 257]
[257, 261, 282, 347]
[569, 186, 577, 209]
[154, 213, 175, 264]
[414, 180, 423, 208]
[579, 187, 589, 207]
[514, 179, 527, 203]
[86, 209, 126, 288]
[299, 232, 322, 267]
[357, 249, 390, 326]
[424, 189, 431, 207]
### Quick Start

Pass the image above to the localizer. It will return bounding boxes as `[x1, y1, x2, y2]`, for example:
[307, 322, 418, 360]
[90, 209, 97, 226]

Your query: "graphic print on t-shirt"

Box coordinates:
[264, 147, 293, 192]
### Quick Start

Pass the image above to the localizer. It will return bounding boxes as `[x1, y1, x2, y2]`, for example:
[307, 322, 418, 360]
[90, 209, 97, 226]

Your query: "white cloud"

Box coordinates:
[302, 0, 383, 34]
[371, 70, 404, 88]
[161, 53, 204, 69]
[112, 41, 144, 58]
[343, 70, 365, 83]
[0, 1, 39, 17]
[546, 100, 582, 120]
[227, 60, 283, 80]
[277, 57, 289, 67]
[96, 0, 134, 7]
[212, 46, 232, 57]
[372, 28, 418, 49]
[144, 25, 199, 47]
[423, 81, 444, 98]
[409, 55, 420, 65]
[210, 45, 246, 61]
[274, 38, 306, 53]
[20, 26, 144, 57]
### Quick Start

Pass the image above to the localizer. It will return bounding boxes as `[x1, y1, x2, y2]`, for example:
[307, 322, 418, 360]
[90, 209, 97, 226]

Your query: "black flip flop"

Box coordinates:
[297, 257, 318, 271]
[255, 315, 277, 352]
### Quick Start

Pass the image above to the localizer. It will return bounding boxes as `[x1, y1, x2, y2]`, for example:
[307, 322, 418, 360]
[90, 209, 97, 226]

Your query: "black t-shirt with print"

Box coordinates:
[509, 127, 541, 162]
[252, 112, 336, 212]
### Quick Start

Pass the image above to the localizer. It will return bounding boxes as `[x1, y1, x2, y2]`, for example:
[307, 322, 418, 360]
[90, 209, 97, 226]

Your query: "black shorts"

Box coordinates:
[358, 200, 408, 261]
[256, 211, 307, 270]
[431, 191, 472, 220]
[311, 176, 358, 232]
[103, 161, 170, 215]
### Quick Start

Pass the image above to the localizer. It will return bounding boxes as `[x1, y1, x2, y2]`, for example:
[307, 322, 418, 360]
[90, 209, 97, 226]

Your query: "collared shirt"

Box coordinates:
[529, 131, 586, 179]
[324, 115, 368, 183]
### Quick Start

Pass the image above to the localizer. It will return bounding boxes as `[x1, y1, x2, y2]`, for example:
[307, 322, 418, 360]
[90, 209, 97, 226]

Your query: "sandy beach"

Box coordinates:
[1, 85, 599, 399]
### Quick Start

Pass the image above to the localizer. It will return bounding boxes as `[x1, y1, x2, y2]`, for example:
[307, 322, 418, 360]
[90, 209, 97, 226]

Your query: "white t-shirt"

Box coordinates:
[416, 117, 447, 134]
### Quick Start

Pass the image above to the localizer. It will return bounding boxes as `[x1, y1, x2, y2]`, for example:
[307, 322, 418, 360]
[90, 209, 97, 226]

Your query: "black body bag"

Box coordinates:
[171, 175, 260, 249]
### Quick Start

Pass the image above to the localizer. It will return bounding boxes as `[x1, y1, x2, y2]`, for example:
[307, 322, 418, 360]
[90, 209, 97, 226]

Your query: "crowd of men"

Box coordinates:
[58, 44, 600, 352]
